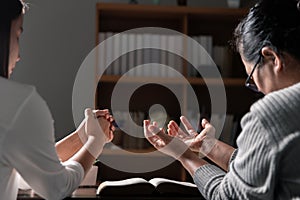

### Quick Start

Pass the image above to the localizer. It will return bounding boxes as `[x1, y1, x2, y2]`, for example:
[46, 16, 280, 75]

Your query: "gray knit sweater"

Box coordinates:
[193, 82, 300, 200]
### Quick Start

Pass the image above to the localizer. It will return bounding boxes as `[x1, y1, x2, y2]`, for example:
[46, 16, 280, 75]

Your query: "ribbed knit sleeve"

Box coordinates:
[194, 113, 276, 199]
[193, 82, 300, 200]
[228, 149, 238, 167]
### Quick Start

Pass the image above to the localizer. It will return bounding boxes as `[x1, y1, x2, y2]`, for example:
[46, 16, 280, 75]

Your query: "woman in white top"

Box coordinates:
[0, 0, 114, 199]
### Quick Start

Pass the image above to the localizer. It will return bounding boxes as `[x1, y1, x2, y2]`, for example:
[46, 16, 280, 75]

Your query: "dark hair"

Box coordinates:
[0, 0, 24, 78]
[233, 0, 300, 64]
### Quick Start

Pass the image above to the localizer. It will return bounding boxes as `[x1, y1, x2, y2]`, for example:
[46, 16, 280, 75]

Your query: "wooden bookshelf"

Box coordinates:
[99, 75, 245, 86]
[94, 3, 260, 181]
[94, 2, 260, 140]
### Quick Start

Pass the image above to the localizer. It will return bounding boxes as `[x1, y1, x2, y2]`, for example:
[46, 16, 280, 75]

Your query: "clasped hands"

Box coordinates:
[144, 116, 217, 159]
[77, 108, 115, 158]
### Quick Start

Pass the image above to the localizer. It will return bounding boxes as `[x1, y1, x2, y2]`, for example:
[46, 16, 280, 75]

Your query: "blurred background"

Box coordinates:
[14, 0, 256, 140]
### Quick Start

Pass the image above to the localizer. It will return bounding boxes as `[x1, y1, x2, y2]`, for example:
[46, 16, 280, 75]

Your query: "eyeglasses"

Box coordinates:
[245, 55, 262, 92]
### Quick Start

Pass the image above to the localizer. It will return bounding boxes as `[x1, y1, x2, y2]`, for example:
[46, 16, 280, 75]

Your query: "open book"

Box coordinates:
[97, 177, 202, 197]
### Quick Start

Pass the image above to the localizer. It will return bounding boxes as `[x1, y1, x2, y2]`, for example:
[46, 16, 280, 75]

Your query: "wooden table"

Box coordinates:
[18, 188, 205, 200]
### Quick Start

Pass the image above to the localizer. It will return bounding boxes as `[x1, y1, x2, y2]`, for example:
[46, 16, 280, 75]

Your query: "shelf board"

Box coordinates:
[96, 3, 248, 19]
[98, 75, 245, 86]
[188, 77, 245, 86]
[99, 75, 187, 84]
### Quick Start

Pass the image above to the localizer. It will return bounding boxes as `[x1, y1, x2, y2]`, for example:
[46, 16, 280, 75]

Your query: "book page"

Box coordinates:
[98, 177, 147, 190]
[149, 178, 197, 188]
[97, 178, 154, 196]
[149, 178, 200, 196]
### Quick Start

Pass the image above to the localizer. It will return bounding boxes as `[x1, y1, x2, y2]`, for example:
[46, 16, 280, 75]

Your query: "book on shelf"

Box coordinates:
[212, 45, 233, 77]
[197, 36, 206, 68]
[174, 34, 183, 76]
[143, 33, 152, 77]
[191, 36, 200, 77]
[151, 34, 161, 77]
[112, 33, 121, 75]
[160, 34, 168, 77]
[187, 37, 196, 77]
[98, 32, 106, 75]
[104, 32, 114, 75]
[135, 34, 143, 76]
[127, 33, 136, 76]
[120, 33, 128, 75]
[99, 32, 222, 78]
[96, 177, 202, 197]
[167, 35, 176, 77]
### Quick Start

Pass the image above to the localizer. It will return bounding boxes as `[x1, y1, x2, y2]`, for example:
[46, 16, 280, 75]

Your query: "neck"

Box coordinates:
[280, 59, 300, 90]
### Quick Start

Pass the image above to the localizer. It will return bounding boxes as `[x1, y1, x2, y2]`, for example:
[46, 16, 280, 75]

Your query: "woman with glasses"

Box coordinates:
[0, 1, 114, 199]
[144, 0, 300, 199]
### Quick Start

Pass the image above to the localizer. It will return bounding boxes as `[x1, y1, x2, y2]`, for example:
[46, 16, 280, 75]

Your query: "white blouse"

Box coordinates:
[0, 78, 84, 200]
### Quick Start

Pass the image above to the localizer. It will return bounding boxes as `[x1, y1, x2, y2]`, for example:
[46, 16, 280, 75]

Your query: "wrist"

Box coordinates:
[77, 130, 88, 144]
[178, 149, 198, 163]
[178, 150, 208, 175]
[83, 136, 104, 159]
[199, 137, 217, 157]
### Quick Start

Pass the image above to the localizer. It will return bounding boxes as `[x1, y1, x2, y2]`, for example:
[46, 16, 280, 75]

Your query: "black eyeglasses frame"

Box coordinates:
[245, 55, 262, 92]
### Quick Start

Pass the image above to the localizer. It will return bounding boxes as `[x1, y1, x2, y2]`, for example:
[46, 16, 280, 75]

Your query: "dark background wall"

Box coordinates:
[13, 0, 256, 140]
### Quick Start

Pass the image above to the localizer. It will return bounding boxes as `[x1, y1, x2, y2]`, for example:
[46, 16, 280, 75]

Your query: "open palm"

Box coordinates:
[167, 116, 216, 154]
[143, 120, 190, 160]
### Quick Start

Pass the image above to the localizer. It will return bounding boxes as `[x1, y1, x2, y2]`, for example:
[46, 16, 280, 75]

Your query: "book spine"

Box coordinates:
[160, 34, 168, 77]
[191, 36, 199, 77]
[135, 34, 143, 77]
[98, 32, 106, 75]
[127, 33, 136, 77]
[174, 35, 183, 76]
[167, 35, 176, 77]
[143, 33, 152, 77]
[105, 32, 114, 75]
[151, 34, 161, 77]
[112, 33, 121, 75]
[120, 33, 128, 76]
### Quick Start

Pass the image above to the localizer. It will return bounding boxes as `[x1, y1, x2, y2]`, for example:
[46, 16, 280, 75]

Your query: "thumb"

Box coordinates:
[148, 125, 168, 141]
[84, 108, 101, 136]
[144, 120, 152, 138]
[148, 125, 160, 134]
[85, 108, 94, 118]
[201, 118, 211, 129]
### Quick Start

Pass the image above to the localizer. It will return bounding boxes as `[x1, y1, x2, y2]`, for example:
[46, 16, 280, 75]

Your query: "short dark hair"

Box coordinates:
[0, 0, 24, 78]
[233, 0, 300, 64]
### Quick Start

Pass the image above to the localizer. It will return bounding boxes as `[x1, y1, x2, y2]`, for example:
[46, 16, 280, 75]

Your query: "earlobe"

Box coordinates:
[273, 55, 283, 73]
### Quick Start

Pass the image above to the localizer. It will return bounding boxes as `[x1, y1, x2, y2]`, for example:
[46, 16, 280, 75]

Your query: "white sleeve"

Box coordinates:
[2, 90, 84, 200]
[16, 172, 30, 190]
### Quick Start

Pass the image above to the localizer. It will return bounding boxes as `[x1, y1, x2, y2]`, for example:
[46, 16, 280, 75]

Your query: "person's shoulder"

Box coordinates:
[0, 77, 36, 95]
[251, 82, 300, 114]
[0, 77, 37, 129]
[247, 82, 300, 141]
